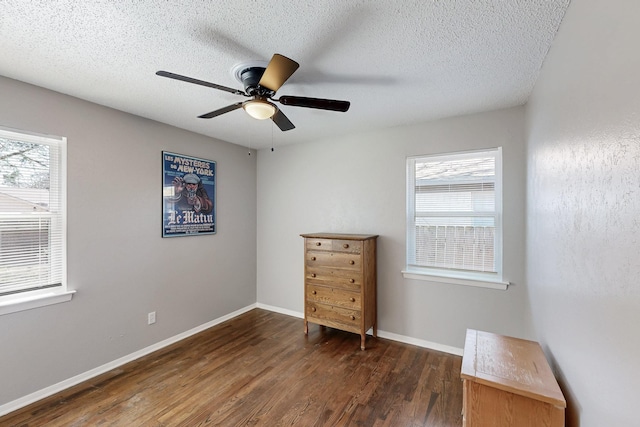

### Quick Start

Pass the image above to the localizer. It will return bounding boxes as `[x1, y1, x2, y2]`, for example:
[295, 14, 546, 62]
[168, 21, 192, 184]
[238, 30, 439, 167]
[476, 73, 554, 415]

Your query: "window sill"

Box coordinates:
[402, 270, 509, 290]
[0, 290, 76, 316]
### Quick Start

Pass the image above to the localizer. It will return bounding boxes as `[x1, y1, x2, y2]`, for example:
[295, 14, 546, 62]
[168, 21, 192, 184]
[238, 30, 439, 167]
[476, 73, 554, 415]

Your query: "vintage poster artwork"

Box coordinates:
[162, 151, 216, 237]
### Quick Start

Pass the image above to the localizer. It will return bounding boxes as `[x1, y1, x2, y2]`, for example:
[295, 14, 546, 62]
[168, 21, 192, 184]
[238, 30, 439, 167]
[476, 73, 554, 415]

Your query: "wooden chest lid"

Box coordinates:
[461, 329, 566, 407]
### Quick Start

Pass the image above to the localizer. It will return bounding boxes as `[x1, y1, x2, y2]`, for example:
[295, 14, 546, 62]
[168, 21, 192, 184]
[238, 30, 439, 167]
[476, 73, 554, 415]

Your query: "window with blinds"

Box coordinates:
[406, 148, 502, 281]
[0, 127, 66, 298]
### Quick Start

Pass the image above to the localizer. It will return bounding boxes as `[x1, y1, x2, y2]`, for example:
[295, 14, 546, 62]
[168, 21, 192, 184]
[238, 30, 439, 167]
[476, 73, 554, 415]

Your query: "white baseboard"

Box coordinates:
[376, 330, 464, 356]
[256, 302, 303, 319]
[256, 303, 463, 356]
[1, 303, 462, 418]
[0, 303, 257, 418]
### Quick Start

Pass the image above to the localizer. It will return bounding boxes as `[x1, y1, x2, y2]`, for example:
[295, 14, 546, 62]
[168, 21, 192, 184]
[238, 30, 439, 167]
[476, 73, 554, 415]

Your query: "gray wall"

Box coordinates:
[256, 106, 530, 351]
[0, 76, 257, 406]
[526, 0, 639, 425]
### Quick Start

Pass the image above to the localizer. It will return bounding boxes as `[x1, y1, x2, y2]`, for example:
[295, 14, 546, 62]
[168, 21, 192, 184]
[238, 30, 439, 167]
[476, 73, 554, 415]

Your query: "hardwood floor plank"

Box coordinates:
[0, 309, 462, 426]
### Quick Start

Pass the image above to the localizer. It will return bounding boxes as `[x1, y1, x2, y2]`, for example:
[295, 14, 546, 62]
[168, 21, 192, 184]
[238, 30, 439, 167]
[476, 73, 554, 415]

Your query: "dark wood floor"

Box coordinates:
[0, 309, 463, 426]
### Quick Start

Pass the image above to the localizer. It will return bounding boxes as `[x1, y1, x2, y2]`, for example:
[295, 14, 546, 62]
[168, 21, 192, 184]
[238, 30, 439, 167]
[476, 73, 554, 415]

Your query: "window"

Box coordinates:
[0, 126, 72, 314]
[404, 148, 507, 289]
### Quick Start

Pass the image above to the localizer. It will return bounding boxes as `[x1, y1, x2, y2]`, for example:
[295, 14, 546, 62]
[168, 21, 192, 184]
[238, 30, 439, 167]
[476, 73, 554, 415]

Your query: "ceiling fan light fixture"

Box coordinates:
[243, 99, 276, 120]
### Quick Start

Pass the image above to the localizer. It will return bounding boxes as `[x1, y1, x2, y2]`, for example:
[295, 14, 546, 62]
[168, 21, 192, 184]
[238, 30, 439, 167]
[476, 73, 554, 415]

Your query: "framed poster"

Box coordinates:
[162, 151, 216, 237]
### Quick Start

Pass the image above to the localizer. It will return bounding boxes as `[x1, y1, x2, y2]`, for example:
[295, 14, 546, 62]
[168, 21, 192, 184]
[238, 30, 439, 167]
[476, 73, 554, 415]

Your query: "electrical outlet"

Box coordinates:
[148, 311, 156, 325]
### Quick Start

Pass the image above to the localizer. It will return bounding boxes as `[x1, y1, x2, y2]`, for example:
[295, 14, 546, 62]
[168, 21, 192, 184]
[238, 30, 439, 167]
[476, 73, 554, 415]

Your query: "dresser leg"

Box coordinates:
[304, 320, 308, 335]
[373, 323, 377, 338]
[360, 334, 366, 350]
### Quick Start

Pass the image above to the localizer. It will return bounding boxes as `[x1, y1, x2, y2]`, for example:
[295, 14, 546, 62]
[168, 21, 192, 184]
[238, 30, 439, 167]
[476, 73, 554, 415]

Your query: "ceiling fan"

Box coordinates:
[156, 54, 350, 131]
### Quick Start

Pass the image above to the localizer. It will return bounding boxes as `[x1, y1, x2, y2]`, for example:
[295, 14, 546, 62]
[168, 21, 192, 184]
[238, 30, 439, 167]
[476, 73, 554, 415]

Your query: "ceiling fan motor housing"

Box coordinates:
[239, 67, 270, 96]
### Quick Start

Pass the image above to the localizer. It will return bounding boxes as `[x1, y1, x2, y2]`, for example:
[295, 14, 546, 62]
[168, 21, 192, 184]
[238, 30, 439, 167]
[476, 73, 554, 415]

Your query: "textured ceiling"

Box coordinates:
[0, 1, 570, 150]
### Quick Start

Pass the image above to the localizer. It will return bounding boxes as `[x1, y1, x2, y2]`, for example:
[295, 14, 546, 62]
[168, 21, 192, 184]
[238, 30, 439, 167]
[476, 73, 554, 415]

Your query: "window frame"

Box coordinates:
[0, 126, 73, 315]
[403, 148, 509, 290]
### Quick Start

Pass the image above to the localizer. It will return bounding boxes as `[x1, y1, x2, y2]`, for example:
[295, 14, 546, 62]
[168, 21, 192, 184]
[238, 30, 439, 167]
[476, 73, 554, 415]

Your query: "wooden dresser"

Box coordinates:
[301, 233, 378, 350]
[460, 329, 566, 427]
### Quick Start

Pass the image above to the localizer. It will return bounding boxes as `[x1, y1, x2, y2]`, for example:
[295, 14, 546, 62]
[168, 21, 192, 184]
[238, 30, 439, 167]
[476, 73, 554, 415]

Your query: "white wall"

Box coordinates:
[526, 1, 640, 425]
[257, 107, 530, 350]
[0, 76, 257, 407]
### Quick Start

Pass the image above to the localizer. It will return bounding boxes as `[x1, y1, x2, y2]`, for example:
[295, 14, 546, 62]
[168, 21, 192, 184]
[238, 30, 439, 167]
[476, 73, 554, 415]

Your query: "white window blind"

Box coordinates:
[406, 148, 502, 281]
[0, 127, 66, 297]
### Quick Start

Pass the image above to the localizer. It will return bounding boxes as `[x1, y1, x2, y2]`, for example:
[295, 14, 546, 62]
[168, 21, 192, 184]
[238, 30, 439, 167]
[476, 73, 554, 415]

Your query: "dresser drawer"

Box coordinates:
[305, 267, 361, 290]
[306, 238, 362, 254]
[306, 302, 361, 330]
[306, 285, 361, 309]
[305, 251, 361, 270]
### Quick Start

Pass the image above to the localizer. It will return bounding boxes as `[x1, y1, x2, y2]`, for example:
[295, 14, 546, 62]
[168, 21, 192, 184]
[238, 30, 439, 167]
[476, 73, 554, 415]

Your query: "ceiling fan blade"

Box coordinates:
[258, 54, 299, 93]
[198, 102, 243, 119]
[271, 108, 295, 131]
[156, 71, 245, 96]
[278, 96, 350, 112]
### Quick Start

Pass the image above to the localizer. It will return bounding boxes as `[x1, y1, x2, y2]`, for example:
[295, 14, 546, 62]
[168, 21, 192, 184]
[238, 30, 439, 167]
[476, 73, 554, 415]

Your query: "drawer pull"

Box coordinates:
[316, 242, 321, 246]
[343, 243, 349, 249]
[311, 256, 316, 261]
[311, 273, 316, 278]
[349, 260, 355, 265]
[349, 297, 355, 302]
[350, 315, 356, 320]
[311, 307, 316, 312]
[312, 290, 317, 295]
[349, 279, 355, 283]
